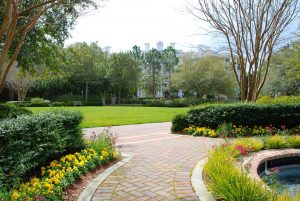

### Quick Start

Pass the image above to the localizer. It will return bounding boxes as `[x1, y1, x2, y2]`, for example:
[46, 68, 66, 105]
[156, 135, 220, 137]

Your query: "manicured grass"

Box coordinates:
[28, 106, 189, 128]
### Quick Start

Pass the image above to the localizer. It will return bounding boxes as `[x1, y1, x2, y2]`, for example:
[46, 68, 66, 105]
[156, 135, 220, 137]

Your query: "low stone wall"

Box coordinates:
[243, 149, 300, 181]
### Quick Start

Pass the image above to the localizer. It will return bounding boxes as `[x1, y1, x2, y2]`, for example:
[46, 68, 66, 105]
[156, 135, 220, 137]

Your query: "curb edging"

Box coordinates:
[191, 158, 215, 201]
[77, 153, 133, 201]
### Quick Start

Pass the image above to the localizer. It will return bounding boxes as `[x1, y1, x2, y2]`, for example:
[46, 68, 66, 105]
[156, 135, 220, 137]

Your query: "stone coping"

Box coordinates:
[243, 149, 300, 182]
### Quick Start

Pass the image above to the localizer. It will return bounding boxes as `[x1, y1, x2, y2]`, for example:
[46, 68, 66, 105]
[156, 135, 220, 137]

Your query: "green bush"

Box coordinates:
[28, 97, 50, 107]
[83, 101, 102, 106]
[257, 96, 300, 105]
[0, 103, 32, 121]
[177, 104, 300, 131]
[144, 98, 208, 107]
[0, 110, 84, 189]
[171, 113, 189, 132]
[51, 102, 65, 107]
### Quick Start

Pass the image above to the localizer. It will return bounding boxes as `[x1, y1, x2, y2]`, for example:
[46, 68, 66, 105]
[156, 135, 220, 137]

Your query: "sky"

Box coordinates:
[65, 0, 216, 52]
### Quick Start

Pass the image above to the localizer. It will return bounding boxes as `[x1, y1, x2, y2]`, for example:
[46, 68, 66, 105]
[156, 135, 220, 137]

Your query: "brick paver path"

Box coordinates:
[83, 123, 221, 201]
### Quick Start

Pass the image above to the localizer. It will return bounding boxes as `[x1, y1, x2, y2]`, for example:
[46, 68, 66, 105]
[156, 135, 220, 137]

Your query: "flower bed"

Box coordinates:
[204, 137, 300, 201]
[0, 133, 118, 201]
[183, 124, 300, 138]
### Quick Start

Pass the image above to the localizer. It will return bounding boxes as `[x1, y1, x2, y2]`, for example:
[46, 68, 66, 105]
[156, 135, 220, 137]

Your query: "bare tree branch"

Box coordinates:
[187, 0, 299, 101]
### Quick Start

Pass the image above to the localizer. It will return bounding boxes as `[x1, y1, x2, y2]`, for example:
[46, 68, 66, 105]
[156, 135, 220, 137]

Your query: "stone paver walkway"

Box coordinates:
[83, 123, 221, 201]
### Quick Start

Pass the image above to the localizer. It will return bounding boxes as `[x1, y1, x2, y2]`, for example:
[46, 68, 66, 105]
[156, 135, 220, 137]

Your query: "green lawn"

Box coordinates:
[29, 106, 189, 128]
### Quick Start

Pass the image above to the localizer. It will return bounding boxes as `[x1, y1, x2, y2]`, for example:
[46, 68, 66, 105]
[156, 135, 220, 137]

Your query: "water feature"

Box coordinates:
[258, 156, 300, 197]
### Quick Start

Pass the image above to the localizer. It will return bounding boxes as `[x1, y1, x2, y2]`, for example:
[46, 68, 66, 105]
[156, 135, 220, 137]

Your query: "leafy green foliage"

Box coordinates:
[0, 103, 32, 121]
[171, 54, 235, 98]
[257, 96, 300, 104]
[0, 110, 84, 189]
[143, 49, 163, 97]
[108, 52, 141, 102]
[186, 104, 300, 129]
[171, 113, 189, 132]
[263, 42, 300, 96]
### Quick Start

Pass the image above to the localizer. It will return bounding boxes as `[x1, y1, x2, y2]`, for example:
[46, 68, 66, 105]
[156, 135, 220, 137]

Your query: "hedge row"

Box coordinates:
[256, 95, 300, 105]
[172, 104, 300, 132]
[0, 110, 84, 188]
[0, 103, 32, 121]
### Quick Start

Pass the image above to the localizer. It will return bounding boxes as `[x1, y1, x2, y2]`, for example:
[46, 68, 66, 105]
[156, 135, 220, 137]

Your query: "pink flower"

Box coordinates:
[24, 198, 28, 201]
[240, 148, 248, 155]
[280, 125, 286, 130]
[235, 145, 243, 150]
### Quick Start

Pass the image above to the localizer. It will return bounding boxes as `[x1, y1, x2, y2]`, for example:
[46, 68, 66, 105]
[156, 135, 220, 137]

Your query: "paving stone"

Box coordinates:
[85, 123, 221, 200]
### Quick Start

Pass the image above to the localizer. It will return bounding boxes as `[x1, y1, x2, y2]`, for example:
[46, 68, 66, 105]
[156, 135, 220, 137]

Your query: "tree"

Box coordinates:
[6, 63, 35, 102]
[108, 52, 140, 103]
[161, 46, 179, 97]
[188, 0, 299, 102]
[171, 54, 235, 98]
[143, 49, 162, 97]
[263, 42, 300, 96]
[130, 45, 144, 97]
[0, 0, 99, 91]
[66, 42, 106, 101]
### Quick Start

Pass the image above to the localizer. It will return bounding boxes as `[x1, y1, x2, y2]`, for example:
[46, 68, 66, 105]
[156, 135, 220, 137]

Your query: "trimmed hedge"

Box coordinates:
[171, 113, 189, 132]
[0, 103, 32, 121]
[172, 104, 300, 132]
[0, 110, 84, 188]
[257, 95, 300, 105]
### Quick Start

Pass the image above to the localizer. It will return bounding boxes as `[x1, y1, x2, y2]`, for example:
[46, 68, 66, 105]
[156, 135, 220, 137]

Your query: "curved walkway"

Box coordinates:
[83, 123, 221, 201]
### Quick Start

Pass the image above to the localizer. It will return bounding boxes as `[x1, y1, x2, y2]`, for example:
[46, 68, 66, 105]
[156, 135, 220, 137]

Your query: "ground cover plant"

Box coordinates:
[204, 137, 300, 201]
[29, 106, 189, 128]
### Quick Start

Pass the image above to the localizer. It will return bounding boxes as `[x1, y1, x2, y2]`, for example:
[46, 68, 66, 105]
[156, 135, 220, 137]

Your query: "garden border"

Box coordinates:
[191, 158, 215, 201]
[77, 153, 133, 201]
[244, 149, 300, 182]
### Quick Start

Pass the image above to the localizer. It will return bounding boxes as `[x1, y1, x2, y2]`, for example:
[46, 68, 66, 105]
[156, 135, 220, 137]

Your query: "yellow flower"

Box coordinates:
[66, 167, 72, 172]
[50, 160, 58, 167]
[54, 178, 60, 184]
[44, 182, 53, 191]
[31, 177, 39, 184]
[11, 190, 20, 200]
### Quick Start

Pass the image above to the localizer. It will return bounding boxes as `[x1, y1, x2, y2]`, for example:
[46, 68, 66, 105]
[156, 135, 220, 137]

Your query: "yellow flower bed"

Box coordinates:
[9, 147, 117, 201]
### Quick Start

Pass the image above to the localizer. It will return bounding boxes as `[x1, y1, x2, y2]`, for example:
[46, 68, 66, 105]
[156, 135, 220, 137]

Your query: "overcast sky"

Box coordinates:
[65, 0, 216, 52]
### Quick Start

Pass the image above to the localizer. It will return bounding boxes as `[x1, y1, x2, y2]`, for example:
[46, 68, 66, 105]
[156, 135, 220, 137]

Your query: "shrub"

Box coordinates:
[83, 101, 102, 106]
[0, 103, 32, 121]
[264, 135, 286, 149]
[0, 110, 84, 189]
[257, 96, 300, 105]
[183, 104, 300, 130]
[51, 102, 65, 107]
[28, 97, 50, 107]
[171, 113, 189, 132]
